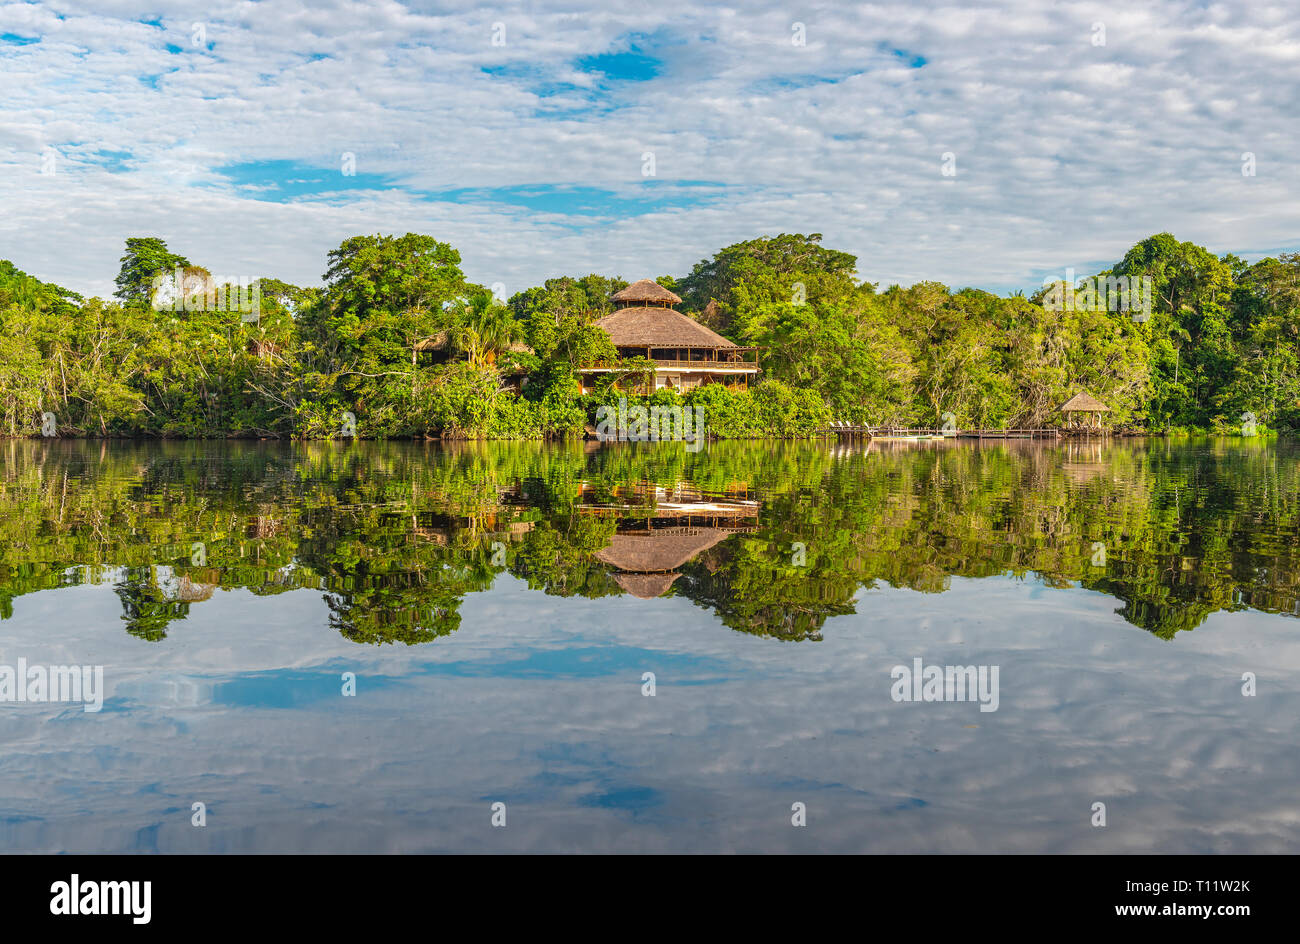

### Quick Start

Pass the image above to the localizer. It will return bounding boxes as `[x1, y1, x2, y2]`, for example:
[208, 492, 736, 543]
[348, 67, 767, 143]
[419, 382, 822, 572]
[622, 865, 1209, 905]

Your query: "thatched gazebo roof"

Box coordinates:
[594, 308, 739, 349]
[611, 279, 682, 306]
[1062, 462, 1106, 484]
[595, 528, 729, 573]
[1060, 391, 1111, 413]
[169, 576, 215, 603]
[613, 572, 680, 599]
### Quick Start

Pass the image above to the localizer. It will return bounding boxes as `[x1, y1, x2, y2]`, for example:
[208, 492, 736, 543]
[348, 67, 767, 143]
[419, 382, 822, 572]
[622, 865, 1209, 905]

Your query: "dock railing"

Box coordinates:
[822, 423, 1060, 440]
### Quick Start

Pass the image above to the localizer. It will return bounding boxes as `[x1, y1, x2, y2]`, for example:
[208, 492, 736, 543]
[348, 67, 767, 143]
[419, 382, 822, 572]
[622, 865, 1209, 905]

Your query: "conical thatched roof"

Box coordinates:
[169, 576, 215, 603]
[1062, 461, 1106, 484]
[611, 279, 682, 305]
[595, 307, 738, 349]
[595, 528, 729, 573]
[613, 572, 680, 598]
[1060, 391, 1110, 412]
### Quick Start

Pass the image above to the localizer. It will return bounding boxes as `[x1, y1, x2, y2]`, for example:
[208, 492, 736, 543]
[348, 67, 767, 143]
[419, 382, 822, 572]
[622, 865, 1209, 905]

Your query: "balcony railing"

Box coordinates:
[582, 349, 762, 371]
[648, 358, 759, 370]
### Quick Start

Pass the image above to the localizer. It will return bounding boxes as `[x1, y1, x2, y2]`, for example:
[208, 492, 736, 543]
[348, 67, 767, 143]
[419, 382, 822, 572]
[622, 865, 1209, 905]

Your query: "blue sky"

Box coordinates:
[1, 0, 1297, 299]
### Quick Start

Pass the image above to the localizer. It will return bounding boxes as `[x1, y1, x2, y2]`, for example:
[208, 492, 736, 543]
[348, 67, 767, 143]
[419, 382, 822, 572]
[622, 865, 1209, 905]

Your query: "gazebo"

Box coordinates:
[1059, 391, 1111, 432]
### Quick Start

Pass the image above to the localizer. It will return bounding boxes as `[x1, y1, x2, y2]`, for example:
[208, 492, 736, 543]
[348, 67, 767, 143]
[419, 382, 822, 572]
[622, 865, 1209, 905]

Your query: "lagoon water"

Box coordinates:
[1, 437, 1298, 853]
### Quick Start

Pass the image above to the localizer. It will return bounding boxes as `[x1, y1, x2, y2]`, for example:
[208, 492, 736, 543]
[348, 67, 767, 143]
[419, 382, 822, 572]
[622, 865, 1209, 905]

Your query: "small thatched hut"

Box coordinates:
[1059, 391, 1111, 430]
[412, 330, 451, 363]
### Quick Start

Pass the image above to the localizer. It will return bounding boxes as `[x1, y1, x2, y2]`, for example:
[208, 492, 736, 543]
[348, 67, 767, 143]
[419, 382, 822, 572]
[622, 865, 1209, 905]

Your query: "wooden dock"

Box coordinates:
[957, 428, 1060, 440]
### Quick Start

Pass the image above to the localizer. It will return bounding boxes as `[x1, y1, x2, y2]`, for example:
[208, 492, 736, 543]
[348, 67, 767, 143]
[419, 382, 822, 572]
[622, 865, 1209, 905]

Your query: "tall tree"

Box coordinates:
[114, 237, 191, 307]
[308, 233, 470, 435]
[676, 233, 859, 336]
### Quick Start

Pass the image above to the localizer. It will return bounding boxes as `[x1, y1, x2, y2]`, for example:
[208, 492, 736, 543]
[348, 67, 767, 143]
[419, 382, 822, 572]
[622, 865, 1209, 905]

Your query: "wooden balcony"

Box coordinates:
[583, 347, 761, 373]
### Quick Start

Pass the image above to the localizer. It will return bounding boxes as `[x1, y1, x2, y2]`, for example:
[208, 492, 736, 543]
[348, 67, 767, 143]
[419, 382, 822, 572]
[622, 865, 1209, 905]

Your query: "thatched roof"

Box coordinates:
[595, 307, 738, 349]
[613, 572, 680, 599]
[595, 528, 729, 573]
[413, 330, 450, 352]
[1062, 462, 1106, 484]
[1060, 391, 1111, 412]
[611, 279, 681, 305]
[169, 576, 215, 603]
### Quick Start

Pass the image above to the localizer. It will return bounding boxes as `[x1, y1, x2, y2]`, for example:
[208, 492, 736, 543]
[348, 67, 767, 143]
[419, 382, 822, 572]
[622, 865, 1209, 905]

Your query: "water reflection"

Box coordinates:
[585, 484, 759, 599]
[1, 437, 1298, 643]
[3, 438, 1299, 854]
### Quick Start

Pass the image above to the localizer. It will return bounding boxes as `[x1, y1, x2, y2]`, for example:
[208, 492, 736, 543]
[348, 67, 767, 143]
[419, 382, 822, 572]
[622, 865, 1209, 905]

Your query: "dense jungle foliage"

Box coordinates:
[1, 231, 1297, 438]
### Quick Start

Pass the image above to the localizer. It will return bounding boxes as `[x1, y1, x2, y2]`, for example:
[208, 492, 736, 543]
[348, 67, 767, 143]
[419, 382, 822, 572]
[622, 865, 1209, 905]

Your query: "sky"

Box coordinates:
[8, 570, 1300, 852]
[1, 0, 1298, 301]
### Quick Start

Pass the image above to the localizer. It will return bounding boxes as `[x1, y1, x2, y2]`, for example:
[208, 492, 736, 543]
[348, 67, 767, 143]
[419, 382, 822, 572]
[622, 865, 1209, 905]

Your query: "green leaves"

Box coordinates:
[677, 232, 859, 337]
[114, 236, 191, 308]
[3, 229, 1300, 441]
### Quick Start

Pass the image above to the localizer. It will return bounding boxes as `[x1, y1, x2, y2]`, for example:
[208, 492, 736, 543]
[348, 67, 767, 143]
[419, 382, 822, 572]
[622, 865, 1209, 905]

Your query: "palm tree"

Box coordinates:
[451, 290, 523, 369]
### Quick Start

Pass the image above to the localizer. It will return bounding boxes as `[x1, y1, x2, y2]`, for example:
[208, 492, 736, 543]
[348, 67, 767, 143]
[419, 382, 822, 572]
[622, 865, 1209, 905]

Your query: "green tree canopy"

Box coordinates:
[114, 236, 192, 307]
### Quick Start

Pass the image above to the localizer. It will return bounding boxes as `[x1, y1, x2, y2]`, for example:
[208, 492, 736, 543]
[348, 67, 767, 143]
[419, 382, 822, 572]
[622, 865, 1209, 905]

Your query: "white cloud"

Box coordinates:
[0, 0, 1297, 298]
[4, 574, 1299, 852]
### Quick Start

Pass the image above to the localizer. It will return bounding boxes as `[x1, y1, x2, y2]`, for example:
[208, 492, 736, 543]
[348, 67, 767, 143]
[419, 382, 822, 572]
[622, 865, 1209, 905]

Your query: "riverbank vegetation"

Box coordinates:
[1, 231, 1297, 438]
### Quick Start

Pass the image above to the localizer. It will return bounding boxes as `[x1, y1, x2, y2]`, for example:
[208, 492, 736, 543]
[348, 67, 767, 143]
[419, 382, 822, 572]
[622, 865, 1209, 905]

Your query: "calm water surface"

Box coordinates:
[1, 437, 1298, 853]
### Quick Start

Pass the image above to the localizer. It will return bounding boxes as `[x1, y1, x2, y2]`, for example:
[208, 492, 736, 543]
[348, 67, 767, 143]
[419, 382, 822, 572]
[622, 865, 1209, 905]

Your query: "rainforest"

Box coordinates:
[0, 231, 1297, 439]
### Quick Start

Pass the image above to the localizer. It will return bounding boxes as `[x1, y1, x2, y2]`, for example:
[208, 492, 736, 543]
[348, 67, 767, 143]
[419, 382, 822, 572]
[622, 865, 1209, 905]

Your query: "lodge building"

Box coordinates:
[578, 279, 760, 394]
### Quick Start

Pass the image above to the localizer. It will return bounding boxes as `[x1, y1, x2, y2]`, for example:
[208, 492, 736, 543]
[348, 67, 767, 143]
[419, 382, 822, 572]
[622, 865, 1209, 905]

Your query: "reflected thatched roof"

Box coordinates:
[613, 572, 681, 598]
[171, 576, 215, 602]
[595, 307, 738, 349]
[596, 528, 729, 573]
[1060, 391, 1110, 412]
[1062, 462, 1106, 484]
[611, 279, 682, 305]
